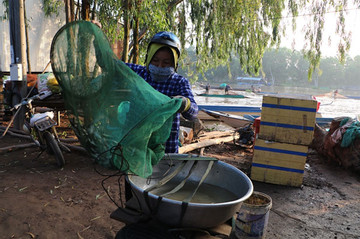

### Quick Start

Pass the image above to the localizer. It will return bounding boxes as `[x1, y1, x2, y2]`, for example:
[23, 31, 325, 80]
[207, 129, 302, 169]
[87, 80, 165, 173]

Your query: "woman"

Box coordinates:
[126, 31, 198, 153]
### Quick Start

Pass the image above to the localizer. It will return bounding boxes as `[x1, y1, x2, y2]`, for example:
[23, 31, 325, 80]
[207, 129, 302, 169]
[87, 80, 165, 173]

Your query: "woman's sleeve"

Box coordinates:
[178, 77, 198, 120]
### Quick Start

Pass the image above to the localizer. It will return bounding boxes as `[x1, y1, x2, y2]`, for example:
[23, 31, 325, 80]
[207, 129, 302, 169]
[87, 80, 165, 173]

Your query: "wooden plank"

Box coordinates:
[251, 139, 308, 187]
[251, 166, 304, 187]
[254, 137, 309, 152]
[259, 125, 314, 145]
[179, 135, 239, 154]
[261, 108, 316, 126]
[262, 94, 317, 107]
[197, 131, 234, 140]
[260, 95, 317, 145]
[253, 150, 306, 170]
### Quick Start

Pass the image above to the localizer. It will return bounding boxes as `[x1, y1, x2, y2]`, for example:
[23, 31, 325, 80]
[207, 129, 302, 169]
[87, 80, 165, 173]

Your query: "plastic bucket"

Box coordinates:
[235, 191, 272, 239]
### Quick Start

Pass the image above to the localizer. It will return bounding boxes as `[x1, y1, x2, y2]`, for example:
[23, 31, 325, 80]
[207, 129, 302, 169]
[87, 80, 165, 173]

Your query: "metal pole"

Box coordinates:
[9, 0, 27, 129]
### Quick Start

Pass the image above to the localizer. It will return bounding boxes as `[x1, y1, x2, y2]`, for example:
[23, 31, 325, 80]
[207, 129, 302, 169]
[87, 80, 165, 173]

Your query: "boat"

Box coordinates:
[199, 84, 254, 92]
[196, 93, 246, 98]
[235, 76, 269, 90]
[201, 109, 254, 128]
[315, 117, 334, 127]
[197, 105, 262, 120]
[200, 108, 334, 129]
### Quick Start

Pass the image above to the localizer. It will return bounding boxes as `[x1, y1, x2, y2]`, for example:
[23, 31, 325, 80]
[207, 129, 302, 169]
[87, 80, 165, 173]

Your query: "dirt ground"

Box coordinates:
[1, 116, 360, 239]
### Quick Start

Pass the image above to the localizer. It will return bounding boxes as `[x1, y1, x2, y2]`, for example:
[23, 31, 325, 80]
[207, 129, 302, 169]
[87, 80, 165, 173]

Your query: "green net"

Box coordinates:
[50, 21, 182, 177]
[340, 118, 360, 148]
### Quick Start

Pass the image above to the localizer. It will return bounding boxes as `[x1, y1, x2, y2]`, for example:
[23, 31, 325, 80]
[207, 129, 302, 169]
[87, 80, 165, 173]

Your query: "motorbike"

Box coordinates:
[5, 92, 67, 167]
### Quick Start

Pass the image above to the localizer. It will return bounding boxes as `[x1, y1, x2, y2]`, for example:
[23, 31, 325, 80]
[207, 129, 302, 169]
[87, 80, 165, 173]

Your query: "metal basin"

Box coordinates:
[127, 157, 253, 228]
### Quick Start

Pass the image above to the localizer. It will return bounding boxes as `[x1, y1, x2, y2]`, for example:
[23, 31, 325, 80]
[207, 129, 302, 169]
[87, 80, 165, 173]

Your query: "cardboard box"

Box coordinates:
[251, 139, 308, 187]
[259, 94, 317, 145]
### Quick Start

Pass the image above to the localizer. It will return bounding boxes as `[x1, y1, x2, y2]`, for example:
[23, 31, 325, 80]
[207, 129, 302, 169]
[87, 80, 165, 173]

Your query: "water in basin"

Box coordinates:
[149, 181, 238, 203]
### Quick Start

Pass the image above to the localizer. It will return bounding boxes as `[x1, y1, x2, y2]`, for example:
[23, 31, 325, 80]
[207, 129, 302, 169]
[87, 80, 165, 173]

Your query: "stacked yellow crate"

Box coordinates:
[251, 94, 318, 187]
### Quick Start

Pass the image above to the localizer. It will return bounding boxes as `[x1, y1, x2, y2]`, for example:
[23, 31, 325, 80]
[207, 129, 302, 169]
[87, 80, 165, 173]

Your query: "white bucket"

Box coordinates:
[235, 191, 272, 239]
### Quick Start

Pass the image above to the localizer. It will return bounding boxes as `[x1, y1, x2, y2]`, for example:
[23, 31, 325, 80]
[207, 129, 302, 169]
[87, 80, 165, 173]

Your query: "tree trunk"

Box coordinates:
[24, 6, 31, 73]
[91, 0, 97, 20]
[132, 16, 140, 64]
[167, 0, 183, 12]
[75, 0, 80, 20]
[122, 0, 130, 62]
[81, 0, 90, 20]
[65, 0, 71, 23]
[65, 0, 74, 23]
[131, 0, 141, 64]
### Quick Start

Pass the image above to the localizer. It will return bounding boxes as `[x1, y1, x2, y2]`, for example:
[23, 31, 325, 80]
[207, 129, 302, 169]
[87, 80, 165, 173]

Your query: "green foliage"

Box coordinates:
[7, 0, 359, 82]
[0, 0, 8, 20]
[42, 0, 64, 17]
[192, 46, 360, 92]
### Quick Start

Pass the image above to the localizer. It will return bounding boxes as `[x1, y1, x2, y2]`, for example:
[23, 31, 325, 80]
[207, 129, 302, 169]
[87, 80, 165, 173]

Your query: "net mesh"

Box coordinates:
[50, 21, 182, 177]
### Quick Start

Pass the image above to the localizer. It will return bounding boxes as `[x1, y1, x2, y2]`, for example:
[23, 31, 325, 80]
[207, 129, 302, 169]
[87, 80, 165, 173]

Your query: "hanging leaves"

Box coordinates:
[31, 0, 360, 80]
[42, 0, 64, 17]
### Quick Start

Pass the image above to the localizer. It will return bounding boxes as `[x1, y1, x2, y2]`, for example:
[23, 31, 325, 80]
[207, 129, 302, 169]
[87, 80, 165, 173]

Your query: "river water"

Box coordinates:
[193, 86, 360, 119]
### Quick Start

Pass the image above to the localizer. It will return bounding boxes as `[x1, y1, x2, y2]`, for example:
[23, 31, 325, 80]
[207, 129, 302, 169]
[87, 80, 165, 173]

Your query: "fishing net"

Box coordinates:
[50, 21, 182, 177]
[339, 117, 360, 148]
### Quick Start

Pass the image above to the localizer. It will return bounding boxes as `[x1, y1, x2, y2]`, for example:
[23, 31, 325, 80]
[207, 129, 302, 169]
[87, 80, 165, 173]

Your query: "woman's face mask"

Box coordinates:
[149, 64, 175, 82]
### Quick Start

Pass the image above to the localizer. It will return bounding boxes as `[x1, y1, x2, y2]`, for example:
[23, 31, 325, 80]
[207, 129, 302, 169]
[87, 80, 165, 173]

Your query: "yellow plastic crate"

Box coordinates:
[259, 94, 318, 146]
[251, 139, 308, 187]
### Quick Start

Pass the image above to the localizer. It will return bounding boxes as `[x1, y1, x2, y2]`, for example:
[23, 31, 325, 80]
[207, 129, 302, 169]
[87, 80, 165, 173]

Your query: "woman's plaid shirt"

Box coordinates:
[126, 63, 198, 153]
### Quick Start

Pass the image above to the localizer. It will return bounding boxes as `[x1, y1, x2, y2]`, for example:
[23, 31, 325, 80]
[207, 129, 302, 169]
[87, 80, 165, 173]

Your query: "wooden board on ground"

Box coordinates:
[197, 130, 234, 140]
[179, 131, 238, 154]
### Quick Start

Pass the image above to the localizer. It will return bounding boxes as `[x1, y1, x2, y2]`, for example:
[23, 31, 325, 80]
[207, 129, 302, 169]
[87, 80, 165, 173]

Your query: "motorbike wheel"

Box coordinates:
[43, 131, 65, 167]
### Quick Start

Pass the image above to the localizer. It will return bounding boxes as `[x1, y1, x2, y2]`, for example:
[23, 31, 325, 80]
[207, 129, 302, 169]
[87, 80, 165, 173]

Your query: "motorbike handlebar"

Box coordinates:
[11, 94, 41, 111]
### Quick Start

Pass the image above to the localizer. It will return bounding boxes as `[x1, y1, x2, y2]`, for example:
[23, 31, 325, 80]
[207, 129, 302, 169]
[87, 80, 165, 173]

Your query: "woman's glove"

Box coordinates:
[173, 96, 191, 113]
